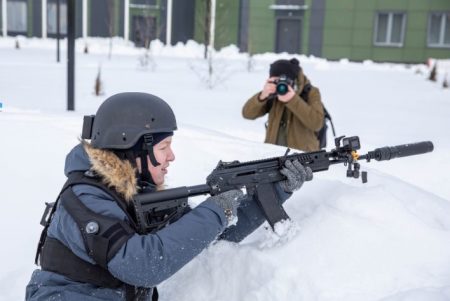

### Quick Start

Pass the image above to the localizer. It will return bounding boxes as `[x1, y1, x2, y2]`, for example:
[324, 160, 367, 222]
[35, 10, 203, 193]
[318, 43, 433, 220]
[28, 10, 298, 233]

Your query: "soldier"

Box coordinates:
[26, 92, 312, 301]
[243, 58, 325, 152]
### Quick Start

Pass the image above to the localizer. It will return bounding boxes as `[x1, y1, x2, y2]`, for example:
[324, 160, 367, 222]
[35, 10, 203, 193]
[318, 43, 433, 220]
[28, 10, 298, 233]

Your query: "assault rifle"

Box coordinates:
[133, 136, 434, 232]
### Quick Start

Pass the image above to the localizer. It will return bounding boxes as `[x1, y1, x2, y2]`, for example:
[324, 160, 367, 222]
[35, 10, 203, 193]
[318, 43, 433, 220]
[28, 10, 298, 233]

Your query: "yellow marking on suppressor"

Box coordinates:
[351, 151, 359, 160]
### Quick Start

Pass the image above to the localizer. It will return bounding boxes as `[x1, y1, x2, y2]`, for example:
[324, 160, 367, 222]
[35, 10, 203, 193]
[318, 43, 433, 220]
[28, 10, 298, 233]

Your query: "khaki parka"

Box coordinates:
[242, 71, 324, 152]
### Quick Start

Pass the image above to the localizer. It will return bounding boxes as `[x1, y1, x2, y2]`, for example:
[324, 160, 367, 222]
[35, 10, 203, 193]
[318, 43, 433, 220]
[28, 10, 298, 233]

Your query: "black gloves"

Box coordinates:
[206, 190, 244, 225]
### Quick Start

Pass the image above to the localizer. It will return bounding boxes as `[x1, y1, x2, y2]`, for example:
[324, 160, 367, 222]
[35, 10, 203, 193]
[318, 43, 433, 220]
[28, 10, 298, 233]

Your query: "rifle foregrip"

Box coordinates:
[369, 141, 434, 161]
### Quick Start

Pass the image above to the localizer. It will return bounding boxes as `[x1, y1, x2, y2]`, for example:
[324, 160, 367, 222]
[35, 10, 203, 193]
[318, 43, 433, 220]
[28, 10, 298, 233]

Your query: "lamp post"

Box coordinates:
[56, 0, 60, 62]
[67, 0, 75, 111]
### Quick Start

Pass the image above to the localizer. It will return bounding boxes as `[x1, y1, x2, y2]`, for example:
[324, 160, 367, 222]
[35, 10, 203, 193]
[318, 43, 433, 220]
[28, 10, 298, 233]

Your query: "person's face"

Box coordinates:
[148, 136, 175, 185]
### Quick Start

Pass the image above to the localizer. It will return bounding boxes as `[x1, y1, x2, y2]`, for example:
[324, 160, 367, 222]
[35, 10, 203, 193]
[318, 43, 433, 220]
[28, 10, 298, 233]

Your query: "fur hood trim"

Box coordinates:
[83, 141, 137, 202]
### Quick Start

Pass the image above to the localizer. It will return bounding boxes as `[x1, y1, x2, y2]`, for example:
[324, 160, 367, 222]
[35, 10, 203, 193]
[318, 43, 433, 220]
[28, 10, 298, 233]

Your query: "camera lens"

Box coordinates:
[276, 83, 288, 95]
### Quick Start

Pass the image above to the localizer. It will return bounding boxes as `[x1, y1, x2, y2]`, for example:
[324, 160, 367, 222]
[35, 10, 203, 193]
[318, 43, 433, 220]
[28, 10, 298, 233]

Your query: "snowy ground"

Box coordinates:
[0, 37, 449, 301]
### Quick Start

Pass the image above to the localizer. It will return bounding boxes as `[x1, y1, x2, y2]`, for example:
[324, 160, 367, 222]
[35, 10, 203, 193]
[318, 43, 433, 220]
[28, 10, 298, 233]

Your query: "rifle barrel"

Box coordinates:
[364, 141, 434, 161]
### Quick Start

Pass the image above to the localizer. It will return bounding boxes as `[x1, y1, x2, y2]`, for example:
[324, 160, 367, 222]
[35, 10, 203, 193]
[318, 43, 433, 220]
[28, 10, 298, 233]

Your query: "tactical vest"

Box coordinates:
[35, 171, 158, 301]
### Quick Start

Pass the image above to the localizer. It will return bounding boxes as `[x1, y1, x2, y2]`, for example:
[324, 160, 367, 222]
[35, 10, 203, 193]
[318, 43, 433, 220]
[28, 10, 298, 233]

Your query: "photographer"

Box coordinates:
[242, 58, 324, 152]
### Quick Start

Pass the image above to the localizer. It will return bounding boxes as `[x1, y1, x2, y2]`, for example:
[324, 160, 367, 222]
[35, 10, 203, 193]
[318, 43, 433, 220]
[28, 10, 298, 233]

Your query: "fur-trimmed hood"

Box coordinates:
[83, 142, 137, 201]
[64, 142, 138, 202]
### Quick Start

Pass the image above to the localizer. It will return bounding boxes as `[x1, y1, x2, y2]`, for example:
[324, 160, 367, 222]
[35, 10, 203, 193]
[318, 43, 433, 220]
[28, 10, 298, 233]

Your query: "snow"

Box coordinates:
[0, 37, 449, 301]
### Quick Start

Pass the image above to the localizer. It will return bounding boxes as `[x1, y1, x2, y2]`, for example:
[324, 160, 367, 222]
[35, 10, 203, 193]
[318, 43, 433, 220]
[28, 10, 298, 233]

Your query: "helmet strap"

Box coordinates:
[143, 134, 160, 167]
[139, 151, 153, 184]
[113, 134, 161, 186]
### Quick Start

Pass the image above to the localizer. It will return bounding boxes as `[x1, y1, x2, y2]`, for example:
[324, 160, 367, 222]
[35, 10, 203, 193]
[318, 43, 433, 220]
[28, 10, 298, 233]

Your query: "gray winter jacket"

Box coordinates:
[25, 143, 291, 300]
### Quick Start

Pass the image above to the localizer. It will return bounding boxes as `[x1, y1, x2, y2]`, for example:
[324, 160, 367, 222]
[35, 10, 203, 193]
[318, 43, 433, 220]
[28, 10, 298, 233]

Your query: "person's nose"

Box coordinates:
[167, 147, 175, 162]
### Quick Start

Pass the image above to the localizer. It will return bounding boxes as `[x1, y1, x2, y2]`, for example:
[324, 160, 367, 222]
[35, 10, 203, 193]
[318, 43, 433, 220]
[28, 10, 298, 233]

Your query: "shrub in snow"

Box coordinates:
[429, 63, 437, 82]
[94, 66, 104, 96]
[138, 49, 156, 71]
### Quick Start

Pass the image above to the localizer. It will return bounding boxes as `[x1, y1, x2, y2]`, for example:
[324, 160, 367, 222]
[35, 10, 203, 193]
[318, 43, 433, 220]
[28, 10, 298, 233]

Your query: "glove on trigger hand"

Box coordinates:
[206, 189, 244, 225]
[279, 159, 313, 193]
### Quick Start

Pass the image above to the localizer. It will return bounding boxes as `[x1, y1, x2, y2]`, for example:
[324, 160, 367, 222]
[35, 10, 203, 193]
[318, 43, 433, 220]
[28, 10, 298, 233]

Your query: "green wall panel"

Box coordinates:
[406, 12, 427, 30]
[324, 10, 354, 28]
[326, 0, 355, 11]
[323, 29, 352, 46]
[194, 0, 207, 43]
[350, 47, 373, 61]
[407, 0, 430, 10]
[425, 48, 450, 59]
[113, 0, 120, 37]
[430, 0, 450, 10]
[214, 0, 239, 49]
[193, 0, 239, 49]
[248, 0, 275, 53]
[376, 0, 409, 10]
[404, 30, 426, 47]
[403, 48, 426, 62]
[373, 48, 404, 61]
[323, 46, 352, 60]
[302, 0, 312, 54]
[353, 12, 374, 30]
[351, 29, 373, 47]
[355, 1, 376, 10]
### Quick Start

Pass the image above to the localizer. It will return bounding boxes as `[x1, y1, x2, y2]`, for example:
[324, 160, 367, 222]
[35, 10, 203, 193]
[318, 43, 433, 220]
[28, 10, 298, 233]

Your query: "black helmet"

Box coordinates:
[82, 92, 177, 180]
[82, 92, 177, 150]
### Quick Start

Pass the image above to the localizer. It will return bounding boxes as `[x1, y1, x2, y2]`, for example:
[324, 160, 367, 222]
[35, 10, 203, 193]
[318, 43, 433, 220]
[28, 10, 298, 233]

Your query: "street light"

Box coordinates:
[67, 0, 75, 111]
[56, 0, 60, 62]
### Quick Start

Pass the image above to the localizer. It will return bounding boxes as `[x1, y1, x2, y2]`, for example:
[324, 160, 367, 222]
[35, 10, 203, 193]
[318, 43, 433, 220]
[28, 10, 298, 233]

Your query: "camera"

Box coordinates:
[342, 136, 361, 151]
[273, 75, 294, 95]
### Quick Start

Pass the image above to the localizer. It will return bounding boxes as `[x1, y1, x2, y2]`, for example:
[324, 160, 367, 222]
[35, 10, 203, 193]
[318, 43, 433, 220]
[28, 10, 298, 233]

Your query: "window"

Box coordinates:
[7, 1, 27, 33]
[428, 12, 450, 47]
[374, 12, 406, 47]
[47, 3, 67, 34]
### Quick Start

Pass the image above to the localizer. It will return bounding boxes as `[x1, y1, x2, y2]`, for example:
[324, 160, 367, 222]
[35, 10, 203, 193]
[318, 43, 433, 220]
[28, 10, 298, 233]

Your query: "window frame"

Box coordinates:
[373, 11, 407, 47]
[6, 0, 28, 34]
[47, 2, 68, 35]
[427, 11, 450, 48]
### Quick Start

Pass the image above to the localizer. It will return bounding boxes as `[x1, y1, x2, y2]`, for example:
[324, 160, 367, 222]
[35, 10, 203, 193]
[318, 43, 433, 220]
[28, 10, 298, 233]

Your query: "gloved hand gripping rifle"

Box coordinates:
[133, 136, 434, 232]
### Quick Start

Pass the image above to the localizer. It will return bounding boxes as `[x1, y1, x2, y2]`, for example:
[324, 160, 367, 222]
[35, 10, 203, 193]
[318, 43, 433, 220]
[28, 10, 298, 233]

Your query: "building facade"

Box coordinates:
[0, 0, 449, 63]
[0, 0, 194, 47]
[205, 0, 450, 63]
